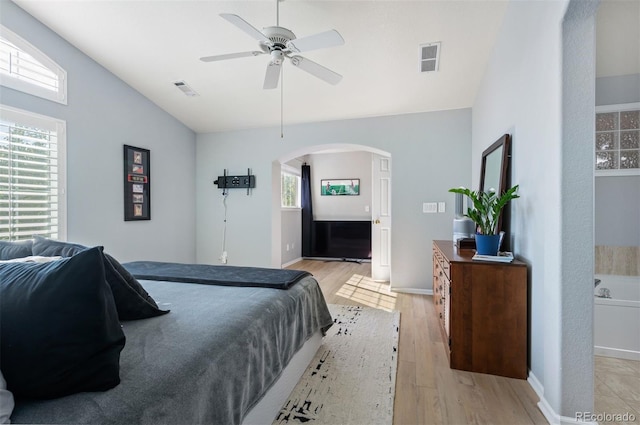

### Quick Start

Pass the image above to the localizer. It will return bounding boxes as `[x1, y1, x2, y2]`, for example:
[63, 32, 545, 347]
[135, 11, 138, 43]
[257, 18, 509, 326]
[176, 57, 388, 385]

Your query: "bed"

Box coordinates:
[0, 238, 333, 425]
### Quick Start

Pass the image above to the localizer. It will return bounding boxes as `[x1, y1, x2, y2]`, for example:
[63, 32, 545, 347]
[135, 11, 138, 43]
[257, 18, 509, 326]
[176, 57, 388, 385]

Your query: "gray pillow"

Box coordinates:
[31, 236, 169, 320]
[0, 240, 33, 261]
[0, 246, 126, 399]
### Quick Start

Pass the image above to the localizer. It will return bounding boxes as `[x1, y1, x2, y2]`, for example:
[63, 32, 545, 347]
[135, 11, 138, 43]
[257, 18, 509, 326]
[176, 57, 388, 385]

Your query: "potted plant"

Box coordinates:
[448, 185, 520, 255]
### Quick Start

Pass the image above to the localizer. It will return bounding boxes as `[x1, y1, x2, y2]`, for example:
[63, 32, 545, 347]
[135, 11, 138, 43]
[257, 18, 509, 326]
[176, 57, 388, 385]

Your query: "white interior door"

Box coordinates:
[371, 154, 391, 282]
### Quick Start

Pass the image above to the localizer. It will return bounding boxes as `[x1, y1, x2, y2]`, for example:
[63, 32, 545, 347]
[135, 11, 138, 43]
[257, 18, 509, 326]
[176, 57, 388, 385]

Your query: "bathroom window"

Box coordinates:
[595, 103, 640, 175]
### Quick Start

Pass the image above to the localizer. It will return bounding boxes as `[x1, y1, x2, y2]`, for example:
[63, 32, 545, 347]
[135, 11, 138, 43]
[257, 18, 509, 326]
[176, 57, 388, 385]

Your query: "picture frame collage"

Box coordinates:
[123, 145, 150, 221]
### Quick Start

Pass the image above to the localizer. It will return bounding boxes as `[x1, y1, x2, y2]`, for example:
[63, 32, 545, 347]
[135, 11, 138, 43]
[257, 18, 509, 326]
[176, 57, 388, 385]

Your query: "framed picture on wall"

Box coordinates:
[321, 179, 360, 196]
[123, 145, 150, 221]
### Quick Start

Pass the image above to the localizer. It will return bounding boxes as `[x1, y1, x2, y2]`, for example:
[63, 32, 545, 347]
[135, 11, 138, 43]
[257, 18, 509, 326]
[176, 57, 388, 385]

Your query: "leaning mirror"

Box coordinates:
[480, 134, 510, 195]
[479, 134, 511, 239]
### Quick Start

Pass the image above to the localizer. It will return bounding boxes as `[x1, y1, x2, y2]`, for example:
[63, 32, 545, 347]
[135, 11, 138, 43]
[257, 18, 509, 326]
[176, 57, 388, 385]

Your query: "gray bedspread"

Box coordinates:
[122, 261, 311, 289]
[10, 276, 333, 425]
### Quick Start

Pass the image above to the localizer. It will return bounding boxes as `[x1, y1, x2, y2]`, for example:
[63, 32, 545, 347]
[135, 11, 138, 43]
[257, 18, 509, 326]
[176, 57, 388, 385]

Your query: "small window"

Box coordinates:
[0, 105, 66, 241]
[281, 166, 301, 208]
[0, 25, 67, 104]
[595, 103, 640, 174]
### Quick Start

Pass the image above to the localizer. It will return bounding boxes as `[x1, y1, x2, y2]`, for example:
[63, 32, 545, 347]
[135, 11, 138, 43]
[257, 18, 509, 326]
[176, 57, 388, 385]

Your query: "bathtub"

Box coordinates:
[594, 274, 640, 360]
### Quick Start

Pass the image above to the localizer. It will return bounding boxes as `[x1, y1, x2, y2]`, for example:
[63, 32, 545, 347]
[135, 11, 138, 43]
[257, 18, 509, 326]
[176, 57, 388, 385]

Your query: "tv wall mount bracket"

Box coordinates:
[214, 169, 255, 195]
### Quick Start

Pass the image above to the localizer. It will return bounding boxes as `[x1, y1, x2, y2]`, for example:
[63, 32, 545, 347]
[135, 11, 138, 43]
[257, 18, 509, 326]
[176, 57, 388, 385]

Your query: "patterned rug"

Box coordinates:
[273, 304, 400, 425]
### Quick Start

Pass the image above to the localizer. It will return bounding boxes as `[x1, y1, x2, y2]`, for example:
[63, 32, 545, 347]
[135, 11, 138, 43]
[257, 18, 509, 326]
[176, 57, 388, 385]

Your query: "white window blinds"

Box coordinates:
[0, 106, 66, 241]
[0, 25, 67, 104]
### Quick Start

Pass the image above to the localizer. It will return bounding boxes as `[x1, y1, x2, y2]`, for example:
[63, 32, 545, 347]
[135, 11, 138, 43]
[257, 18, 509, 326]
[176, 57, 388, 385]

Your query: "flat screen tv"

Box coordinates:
[311, 221, 371, 260]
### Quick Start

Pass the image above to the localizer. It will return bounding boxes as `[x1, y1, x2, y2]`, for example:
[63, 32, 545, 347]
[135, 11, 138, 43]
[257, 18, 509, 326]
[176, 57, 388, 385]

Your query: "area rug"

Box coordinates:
[273, 304, 400, 425]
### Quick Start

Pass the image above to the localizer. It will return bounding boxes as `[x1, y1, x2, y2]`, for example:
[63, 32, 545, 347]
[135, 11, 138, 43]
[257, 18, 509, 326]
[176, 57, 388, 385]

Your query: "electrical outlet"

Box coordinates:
[286, 243, 290, 251]
[219, 251, 228, 264]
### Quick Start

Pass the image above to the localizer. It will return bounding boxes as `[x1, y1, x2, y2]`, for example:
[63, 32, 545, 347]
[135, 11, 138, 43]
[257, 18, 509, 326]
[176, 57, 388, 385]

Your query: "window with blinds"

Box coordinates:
[0, 106, 66, 241]
[0, 25, 67, 104]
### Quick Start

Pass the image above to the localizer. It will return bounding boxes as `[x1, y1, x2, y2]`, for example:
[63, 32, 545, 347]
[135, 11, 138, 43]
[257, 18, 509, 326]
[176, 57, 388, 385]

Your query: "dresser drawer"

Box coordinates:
[433, 245, 451, 281]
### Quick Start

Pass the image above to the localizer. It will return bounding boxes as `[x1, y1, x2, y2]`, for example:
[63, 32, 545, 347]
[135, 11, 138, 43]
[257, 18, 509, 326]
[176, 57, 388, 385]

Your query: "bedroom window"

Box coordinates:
[0, 105, 66, 241]
[0, 25, 67, 105]
[281, 165, 301, 208]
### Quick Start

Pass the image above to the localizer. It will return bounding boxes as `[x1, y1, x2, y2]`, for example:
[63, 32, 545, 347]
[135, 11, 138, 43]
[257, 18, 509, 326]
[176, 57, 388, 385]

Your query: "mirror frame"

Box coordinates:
[479, 133, 511, 234]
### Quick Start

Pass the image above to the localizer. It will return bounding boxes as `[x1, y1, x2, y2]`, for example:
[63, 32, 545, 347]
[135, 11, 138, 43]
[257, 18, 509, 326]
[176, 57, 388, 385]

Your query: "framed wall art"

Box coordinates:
[123, 145, 150, 221]
[321, 179, 360, 196]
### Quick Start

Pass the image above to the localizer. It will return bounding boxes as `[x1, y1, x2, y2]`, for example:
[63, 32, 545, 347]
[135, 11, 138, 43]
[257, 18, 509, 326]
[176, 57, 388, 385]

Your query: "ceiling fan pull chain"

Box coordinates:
[281, 66, 284, 139]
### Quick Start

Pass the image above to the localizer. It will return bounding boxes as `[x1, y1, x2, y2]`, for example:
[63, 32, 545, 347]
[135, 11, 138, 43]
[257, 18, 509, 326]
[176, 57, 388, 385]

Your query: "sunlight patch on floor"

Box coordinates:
[336, 274, 397, 312]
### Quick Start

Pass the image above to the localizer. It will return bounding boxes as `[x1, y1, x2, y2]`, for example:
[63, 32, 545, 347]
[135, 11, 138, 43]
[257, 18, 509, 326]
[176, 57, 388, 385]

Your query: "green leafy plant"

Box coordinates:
[448, 185, 520, 235]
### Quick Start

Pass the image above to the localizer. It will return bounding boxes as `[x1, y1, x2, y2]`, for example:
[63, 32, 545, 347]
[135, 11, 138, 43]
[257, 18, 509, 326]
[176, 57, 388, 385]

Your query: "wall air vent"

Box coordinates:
[172, 80, 199, 97]
[419, 42, 441, 73]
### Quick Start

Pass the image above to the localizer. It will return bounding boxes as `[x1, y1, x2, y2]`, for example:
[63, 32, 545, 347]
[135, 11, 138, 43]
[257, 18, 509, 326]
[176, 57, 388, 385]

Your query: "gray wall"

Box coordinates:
[1, 0, 197, 262]
[196, 109, 471, 290]
[595, 73, 640, 249]
[472, 0, 596, 420]
[281, 209, 301, 265]
[595, 176, 640, 246]
[309, 151, 372, 220]
[596, 74, 640, 106]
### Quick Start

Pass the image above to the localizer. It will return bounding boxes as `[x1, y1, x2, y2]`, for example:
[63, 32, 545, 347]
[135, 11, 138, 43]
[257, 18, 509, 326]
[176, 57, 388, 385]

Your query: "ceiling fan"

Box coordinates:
[200, 5, 345, 89]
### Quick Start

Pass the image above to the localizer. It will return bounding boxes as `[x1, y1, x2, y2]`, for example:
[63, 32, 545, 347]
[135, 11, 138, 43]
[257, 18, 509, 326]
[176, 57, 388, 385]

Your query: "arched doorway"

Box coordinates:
[274, 144, 392, 282]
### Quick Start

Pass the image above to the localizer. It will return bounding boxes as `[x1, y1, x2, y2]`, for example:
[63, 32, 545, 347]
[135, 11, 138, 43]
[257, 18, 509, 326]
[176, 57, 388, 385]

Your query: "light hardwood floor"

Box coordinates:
[288, 259, 548, 425]
[594, 356, 640, 424]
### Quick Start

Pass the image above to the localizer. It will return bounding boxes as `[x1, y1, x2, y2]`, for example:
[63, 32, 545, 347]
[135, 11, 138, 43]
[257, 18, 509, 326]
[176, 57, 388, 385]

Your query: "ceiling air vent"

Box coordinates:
[419, 42, 441, 73]
[172, 80, 199, 97]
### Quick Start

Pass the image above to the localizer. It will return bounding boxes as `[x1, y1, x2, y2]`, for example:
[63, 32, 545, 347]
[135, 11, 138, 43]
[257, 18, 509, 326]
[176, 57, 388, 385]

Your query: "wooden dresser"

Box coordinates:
[432, 240, 528, 379]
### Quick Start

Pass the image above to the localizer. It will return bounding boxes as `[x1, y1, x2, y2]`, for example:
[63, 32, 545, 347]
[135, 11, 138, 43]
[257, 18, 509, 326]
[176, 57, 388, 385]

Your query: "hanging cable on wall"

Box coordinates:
[220, 191, 228, 264]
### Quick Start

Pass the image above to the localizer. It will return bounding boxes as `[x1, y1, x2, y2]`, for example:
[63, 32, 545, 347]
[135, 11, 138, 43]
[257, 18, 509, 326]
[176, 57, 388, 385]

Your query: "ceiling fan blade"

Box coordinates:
[220, 13, 271, 44]
[263, 61, 282, 90]
[200, 51, 264, 62]
[286, 30, 345, 53]
[289, 56, 342, 85]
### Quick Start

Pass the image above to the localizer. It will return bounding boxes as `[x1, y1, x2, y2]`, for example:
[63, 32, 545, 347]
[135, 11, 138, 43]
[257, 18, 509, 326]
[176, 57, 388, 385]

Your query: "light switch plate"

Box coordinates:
[438, 202, 446, 213]
[423, 202, 437, 213]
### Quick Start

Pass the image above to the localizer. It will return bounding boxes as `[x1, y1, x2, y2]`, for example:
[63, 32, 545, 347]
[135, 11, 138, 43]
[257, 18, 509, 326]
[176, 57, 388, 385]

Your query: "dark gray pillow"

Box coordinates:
[31, 236, 169, 320]
[0, 240, 33, 260]
[0, 246, 126, 399]
[31, 235, 85, 257]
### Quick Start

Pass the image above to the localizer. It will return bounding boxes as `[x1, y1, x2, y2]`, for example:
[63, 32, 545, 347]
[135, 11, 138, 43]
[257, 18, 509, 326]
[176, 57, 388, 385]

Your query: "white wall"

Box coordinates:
[309, 151, 372, 220]
[472, 0, 596, 422]
[196, 109, 471, 289]
[1, 0, 197, 263]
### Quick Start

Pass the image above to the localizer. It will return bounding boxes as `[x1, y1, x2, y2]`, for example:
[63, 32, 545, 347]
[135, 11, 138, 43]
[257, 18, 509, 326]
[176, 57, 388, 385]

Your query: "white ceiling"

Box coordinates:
[11, 0, 639, 134]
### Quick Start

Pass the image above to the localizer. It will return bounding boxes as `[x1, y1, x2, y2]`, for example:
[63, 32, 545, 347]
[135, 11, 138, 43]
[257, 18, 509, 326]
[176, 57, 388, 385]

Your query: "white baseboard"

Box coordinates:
[390, 287, 432, 295]
[281, 257, 303, 268]
[527, 370, 544, 399]
[528, 370, 597, 425]
[594, 346, 640, 361]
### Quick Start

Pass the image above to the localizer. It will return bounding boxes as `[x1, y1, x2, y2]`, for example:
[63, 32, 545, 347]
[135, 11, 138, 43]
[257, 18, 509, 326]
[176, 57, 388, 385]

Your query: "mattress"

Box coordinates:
[10, 276, 333, 425]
